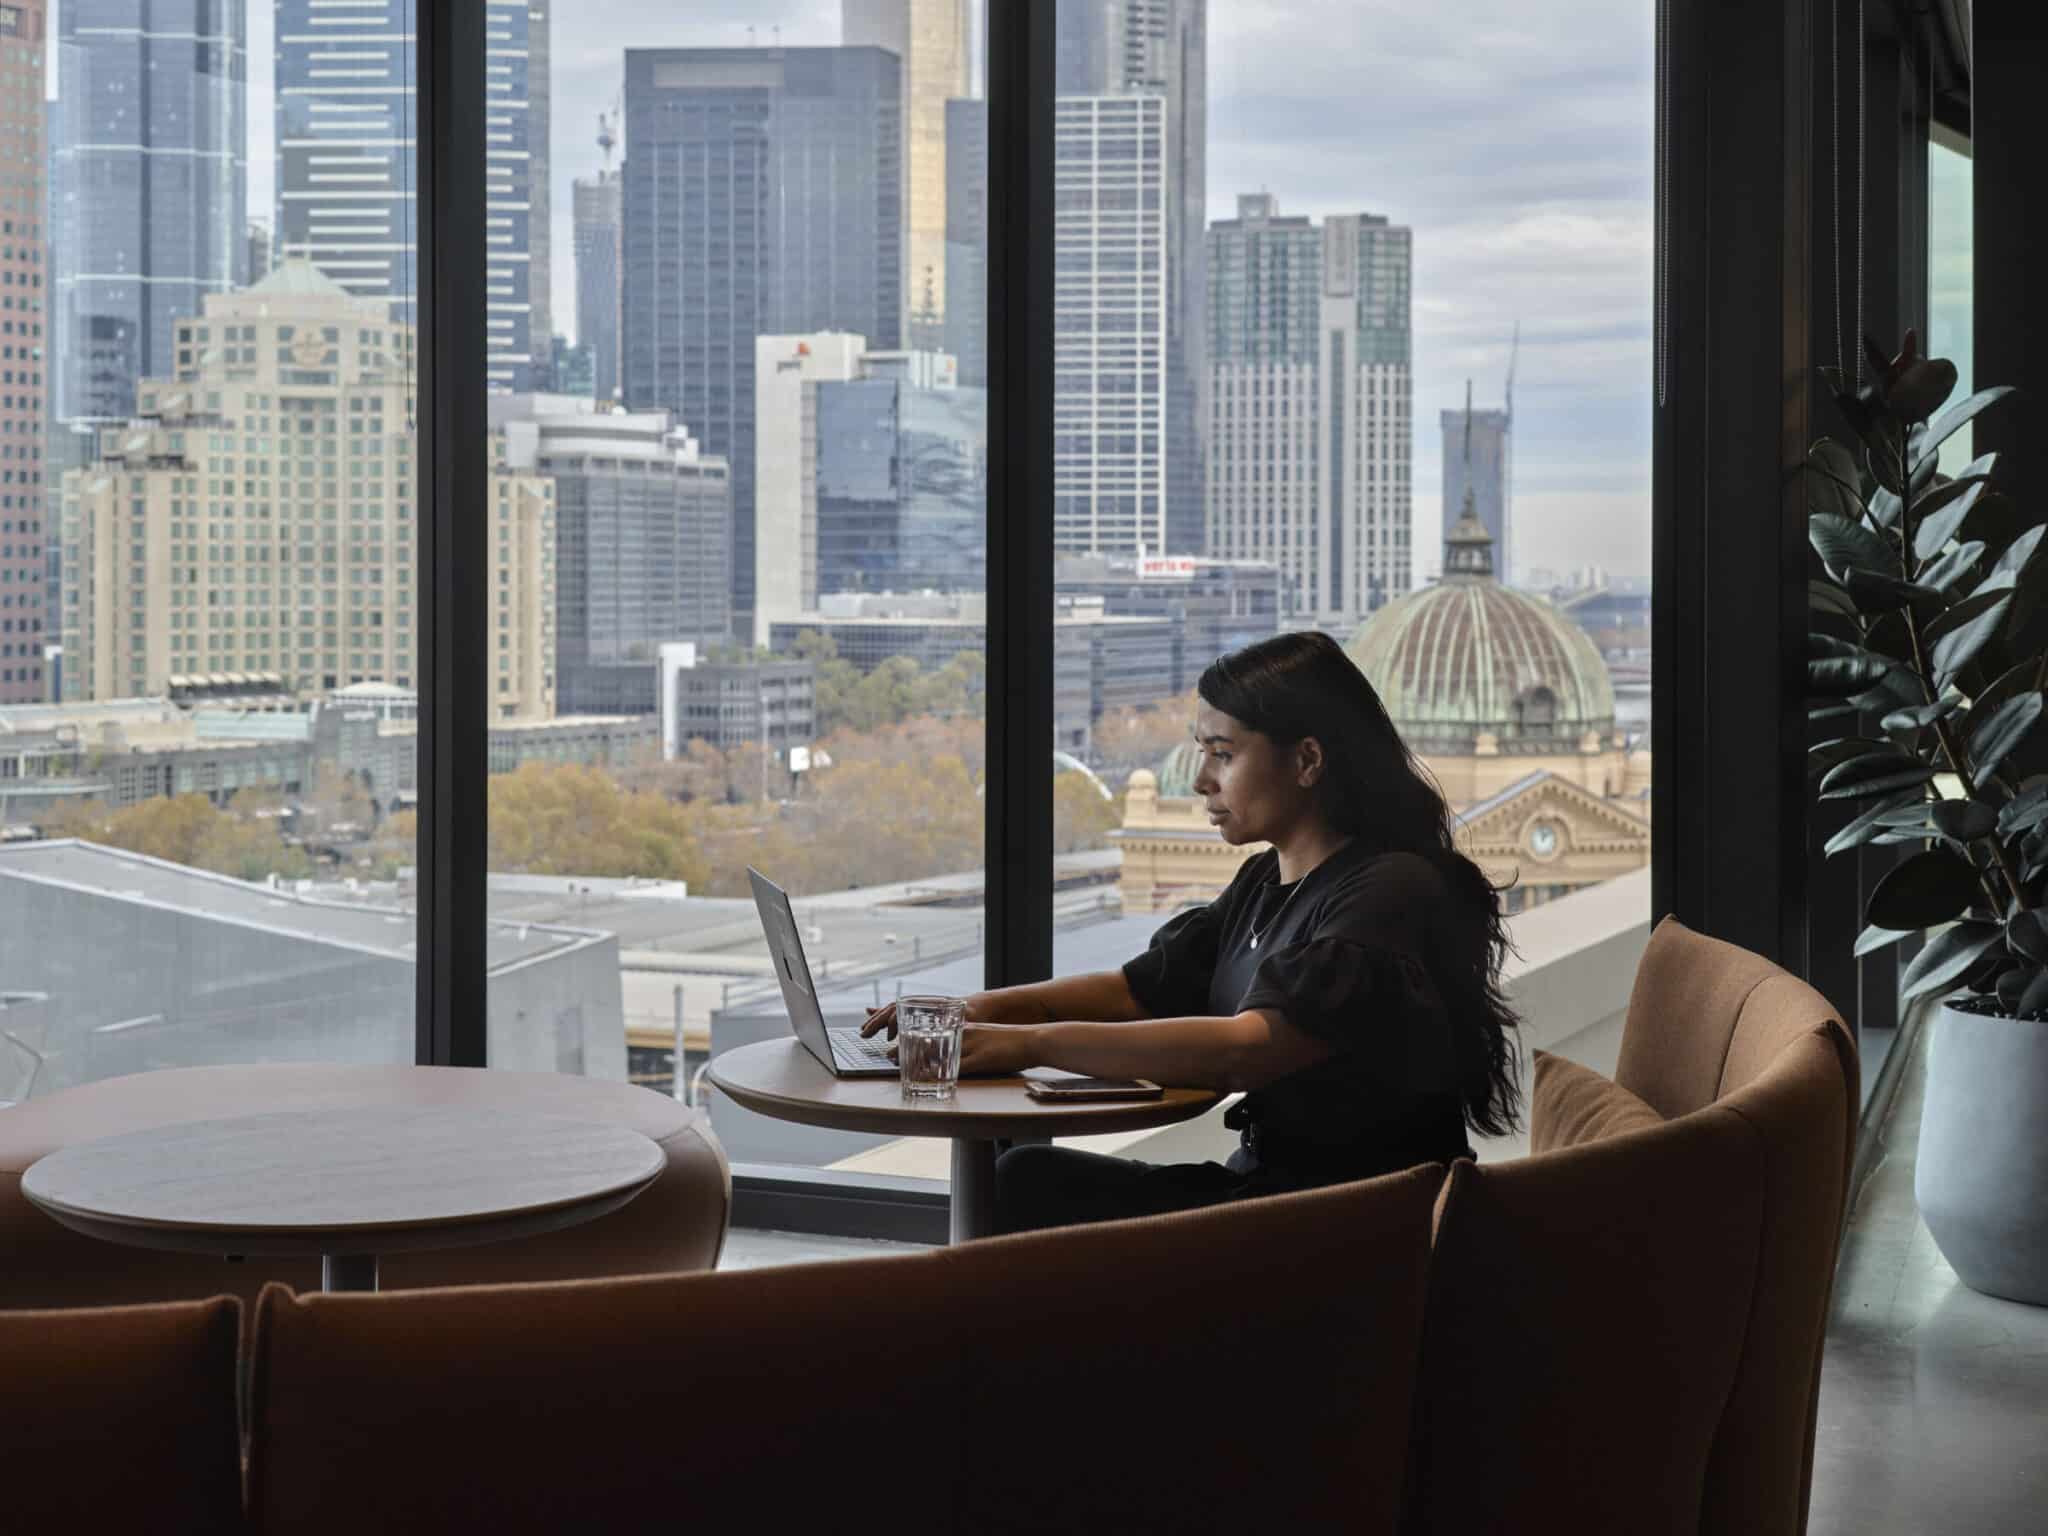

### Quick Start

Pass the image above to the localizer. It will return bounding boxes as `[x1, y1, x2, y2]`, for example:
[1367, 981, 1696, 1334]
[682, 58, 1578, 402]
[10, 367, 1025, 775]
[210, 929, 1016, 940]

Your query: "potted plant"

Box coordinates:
[1806, 332, 2048, 1304]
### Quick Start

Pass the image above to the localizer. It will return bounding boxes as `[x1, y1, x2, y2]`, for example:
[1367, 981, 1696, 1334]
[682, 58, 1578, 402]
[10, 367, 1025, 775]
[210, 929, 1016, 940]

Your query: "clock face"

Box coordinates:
[290, 333, 328, 367]
[1529, 821, 1560, 858]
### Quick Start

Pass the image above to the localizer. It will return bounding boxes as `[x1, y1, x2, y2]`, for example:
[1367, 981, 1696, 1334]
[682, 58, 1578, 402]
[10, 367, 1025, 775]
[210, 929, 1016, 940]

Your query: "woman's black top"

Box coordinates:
[1120, 839, 1477, 1184]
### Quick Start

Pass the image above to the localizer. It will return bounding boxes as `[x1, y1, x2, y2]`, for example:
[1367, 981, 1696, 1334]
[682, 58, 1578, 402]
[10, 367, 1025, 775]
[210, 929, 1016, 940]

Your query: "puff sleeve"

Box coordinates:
[1121, 902, 1221, 1021]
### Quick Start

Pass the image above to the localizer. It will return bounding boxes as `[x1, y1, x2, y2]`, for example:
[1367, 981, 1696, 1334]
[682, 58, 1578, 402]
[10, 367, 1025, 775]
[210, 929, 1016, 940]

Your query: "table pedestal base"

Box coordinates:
[322, 1253, 378, 1292]
[949, 1141, 996, 1244]
[948, 1135, 1050, 1243]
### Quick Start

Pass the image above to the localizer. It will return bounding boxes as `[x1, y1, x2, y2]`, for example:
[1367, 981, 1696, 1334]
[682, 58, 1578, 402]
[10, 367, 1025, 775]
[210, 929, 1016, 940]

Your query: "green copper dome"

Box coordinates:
[1345, 488, 1614, 750]
[1156, 739, 1205, 799]
[1345, 581, 1615, 753]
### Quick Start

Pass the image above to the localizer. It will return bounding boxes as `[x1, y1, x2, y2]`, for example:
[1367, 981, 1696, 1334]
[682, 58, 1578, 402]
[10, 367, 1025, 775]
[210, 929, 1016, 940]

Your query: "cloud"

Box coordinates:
[1205, 0, 1656, 579]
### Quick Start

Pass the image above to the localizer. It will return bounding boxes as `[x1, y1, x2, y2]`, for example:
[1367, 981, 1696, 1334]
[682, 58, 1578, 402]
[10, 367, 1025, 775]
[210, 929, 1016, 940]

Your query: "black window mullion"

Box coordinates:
[415, 0, 491, 1067]
[1653, 0, 1815, 967]
[983, 0, 1057, 992]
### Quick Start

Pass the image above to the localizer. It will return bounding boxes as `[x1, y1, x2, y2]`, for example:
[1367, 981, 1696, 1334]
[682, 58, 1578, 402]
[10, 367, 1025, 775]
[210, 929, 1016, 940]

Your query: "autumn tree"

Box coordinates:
[768, 751, 983, 893]
[487, 762, 709, 884]
[40, 794, 310, 881]
[816, 713, 985, 779]
[1052, 769, 1119, 854]
[1092, 686, 1201, 787]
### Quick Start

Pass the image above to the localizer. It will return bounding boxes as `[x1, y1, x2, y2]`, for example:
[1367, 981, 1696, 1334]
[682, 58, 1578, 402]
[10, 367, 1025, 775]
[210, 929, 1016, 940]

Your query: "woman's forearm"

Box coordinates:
[979, 1011, 1334, 1093]
[971, 970, 1146, 1025]
[1034, 1016, 1259, 1092]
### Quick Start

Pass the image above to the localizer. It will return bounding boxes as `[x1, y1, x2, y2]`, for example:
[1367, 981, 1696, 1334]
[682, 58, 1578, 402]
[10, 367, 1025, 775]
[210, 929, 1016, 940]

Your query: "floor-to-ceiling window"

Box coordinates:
[476, 2, 992, 1198]
[4, 0, 421, 1102]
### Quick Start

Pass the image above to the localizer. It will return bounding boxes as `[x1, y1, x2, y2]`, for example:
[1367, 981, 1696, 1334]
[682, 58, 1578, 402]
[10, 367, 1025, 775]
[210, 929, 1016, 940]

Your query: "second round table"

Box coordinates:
[705, 1037, 1222, 1241]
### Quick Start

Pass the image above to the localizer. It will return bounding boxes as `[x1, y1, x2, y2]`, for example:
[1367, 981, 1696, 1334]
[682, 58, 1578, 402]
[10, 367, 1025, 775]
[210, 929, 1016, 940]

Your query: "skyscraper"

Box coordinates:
[843, 0, 970, 349]
[274, 0, 412, 319]
[1207, 193, 1412, 625]
[1056, 0, 1206, 556]
[572, 170, 621, 402]
[275, 0, 551, 388]
[622, 46, 902, 639]
[1054, 94, 1168, 560]
[753, 332, 870, 644]
[490, 0, 551, 390]
[815, 349, 985, 598]
[0, 0, 47, 703]
[942, 97, 986, 387]
[52, 0, 247, 425]
[1325, 211, 1413, 616]
[1442, 381, 1513, 585]
[494, 394, 732, 716]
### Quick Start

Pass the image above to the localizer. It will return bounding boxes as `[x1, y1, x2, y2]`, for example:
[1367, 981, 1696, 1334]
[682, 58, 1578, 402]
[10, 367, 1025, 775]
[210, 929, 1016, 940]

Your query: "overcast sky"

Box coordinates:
[51, 0, 1657, 585]
[542, 0, 1657, 585]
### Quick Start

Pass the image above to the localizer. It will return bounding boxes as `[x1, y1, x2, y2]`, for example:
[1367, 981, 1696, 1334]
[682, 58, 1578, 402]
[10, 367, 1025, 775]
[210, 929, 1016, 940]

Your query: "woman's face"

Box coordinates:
[1189, 702, 1325, 847]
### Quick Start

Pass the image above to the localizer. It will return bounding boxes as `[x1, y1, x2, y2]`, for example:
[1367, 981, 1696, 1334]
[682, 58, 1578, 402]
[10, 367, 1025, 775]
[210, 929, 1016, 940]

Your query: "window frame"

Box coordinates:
[1654, 0, 1966, 1076]
[414, 1, 1057, 1235]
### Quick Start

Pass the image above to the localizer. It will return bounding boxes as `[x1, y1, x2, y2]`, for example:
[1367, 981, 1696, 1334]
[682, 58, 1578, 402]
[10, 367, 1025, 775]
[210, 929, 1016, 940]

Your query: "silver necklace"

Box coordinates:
[1249, 864, 1312, 950]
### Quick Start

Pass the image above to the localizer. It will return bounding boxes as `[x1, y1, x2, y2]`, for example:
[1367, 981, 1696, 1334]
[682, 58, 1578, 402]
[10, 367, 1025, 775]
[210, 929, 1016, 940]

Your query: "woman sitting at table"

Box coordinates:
[862, 629, 1523, 1234]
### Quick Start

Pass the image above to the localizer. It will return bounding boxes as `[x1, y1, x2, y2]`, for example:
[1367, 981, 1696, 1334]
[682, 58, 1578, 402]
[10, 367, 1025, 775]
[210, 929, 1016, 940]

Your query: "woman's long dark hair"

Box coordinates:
[1198, 630, 1523, 1137]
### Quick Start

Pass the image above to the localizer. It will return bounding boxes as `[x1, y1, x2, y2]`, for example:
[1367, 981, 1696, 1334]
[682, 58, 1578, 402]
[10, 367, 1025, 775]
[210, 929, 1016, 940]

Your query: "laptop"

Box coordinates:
[746, 867, 900, 1077]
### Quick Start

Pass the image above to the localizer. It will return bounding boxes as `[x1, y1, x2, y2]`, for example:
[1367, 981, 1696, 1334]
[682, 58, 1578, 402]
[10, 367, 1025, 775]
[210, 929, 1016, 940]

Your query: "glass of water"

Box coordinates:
[896, 994, 965, 1100]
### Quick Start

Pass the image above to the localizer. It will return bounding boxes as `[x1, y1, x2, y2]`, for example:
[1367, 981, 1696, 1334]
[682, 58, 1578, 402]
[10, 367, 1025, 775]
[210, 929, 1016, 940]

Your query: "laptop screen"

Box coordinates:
[746, 867, 836, 1068]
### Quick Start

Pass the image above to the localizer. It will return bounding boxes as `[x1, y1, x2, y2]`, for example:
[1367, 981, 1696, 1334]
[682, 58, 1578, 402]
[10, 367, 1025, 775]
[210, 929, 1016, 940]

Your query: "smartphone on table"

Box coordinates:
[1024, 1076, 1164, 1102]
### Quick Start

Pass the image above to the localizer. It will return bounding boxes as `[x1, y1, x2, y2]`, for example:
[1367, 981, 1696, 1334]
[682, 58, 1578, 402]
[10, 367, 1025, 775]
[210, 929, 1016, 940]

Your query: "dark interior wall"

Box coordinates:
[1973, 5, 2046, 533]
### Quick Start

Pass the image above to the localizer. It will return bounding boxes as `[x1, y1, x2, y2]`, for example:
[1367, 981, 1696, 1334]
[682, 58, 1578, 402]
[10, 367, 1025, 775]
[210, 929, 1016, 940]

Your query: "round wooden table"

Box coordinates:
[705, 1038, 1222, 1242]
[20, 1107, 666, 1292]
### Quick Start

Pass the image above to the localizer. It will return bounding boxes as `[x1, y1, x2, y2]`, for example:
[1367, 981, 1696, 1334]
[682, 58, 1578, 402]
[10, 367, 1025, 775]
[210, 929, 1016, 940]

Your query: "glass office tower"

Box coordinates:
[276, 0, 549, 388]
[621, 46, 901, 639]
[52, 0, 248, 426]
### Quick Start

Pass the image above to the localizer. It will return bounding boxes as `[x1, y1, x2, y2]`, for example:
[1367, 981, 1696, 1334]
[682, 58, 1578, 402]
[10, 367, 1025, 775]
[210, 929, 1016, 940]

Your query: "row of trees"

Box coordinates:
[489, 705, 1122, 899]
[38, 652, 1191, 902]
[37, 766, 406, 884]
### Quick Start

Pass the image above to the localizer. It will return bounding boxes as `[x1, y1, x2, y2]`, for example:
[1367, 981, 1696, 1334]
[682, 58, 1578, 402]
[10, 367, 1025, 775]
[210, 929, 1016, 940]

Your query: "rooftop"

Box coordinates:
[0, 841, 595, 971]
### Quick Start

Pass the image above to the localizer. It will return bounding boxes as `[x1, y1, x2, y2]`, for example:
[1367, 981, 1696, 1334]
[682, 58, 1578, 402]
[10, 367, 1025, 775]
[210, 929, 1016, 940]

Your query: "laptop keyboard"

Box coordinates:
[830, 1029, 898, 1069]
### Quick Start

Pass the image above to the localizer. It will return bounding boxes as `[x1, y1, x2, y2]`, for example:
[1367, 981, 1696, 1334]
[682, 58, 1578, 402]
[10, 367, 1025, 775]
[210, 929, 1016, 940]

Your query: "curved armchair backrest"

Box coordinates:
[1615, 915, 1859, 1536]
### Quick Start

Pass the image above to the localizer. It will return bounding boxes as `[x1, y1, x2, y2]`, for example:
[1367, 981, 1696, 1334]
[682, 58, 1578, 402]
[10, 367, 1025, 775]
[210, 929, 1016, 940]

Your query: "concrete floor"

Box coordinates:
[721, 1018, 2048, 1533]
[1810, 1021, 2048, 1535]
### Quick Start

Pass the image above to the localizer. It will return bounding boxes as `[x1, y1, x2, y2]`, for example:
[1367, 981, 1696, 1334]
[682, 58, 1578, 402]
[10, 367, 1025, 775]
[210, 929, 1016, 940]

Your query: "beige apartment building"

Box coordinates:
[59, 263, 554, 717]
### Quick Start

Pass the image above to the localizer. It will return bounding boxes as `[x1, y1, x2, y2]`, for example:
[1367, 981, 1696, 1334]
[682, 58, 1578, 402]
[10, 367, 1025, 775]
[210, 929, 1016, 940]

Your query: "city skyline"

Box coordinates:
[40, 0, 1652, 583]
[542, 0, 1652, 582]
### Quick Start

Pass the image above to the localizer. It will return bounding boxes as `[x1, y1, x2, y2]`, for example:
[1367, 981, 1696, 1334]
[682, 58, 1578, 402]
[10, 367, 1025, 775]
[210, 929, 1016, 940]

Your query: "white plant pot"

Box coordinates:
[1915, 1002, 2048, 1306]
